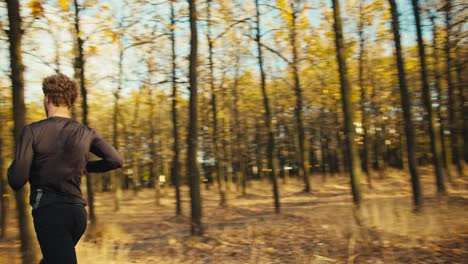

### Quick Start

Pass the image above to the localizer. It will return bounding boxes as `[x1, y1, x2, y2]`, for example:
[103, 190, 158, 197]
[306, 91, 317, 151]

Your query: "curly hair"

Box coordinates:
[42, 74, 78, 108]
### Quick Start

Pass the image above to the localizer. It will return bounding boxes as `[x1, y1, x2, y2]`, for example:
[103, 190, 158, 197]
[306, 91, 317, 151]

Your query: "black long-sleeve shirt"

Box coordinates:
[8, 116, 123, 209]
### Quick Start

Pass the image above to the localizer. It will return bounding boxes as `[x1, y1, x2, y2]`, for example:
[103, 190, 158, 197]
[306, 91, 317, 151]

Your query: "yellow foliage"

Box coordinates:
[105, 29, 119, 43]
[276, 0, 293, 27]
[88, 45, 98, 55]
[58, 0, 69, 11]
[27, 0, 44, 18]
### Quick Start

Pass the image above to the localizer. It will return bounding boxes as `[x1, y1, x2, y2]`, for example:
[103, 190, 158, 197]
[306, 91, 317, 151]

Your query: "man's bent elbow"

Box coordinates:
[7, 171, 25, 191]
[111, 155, 124, 169]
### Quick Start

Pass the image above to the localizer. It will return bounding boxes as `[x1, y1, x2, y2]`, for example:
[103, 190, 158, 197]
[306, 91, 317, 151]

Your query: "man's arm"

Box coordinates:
[8, 126, 34, 191]
[86, 131, 124, 173]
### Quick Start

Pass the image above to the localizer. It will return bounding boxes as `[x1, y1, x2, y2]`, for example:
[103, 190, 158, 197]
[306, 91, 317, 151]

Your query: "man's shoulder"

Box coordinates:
[28, 117, 89, 131]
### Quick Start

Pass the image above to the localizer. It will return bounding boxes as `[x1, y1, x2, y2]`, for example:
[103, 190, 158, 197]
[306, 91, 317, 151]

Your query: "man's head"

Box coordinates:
[42, 74, 78, 115]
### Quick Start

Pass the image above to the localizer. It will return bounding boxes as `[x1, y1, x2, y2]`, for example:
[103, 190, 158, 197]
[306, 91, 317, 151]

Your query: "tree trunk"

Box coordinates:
[148, 87, 160, 206]
[231, 47, 247, 195]
[332, 0, 362, 205]
[388, 0, 422, 207]
[130, 88, 143, 194]
[411, 0, 446, 193]
[289, 3, 311, 193]
[170, 0, 182, 216]
[444, 0, 463, 177]
[206, 0, 226, 207]
[188, 0, 203, 236]
[358, 0, 371, 187]
[0, 113, 7, 239]
[6, 0, 41, 262]
[455, 44, 467, 165]
[255, 0, 280, 214]
[73, 0, 95, 223]
[112, 47, 124, 211]
[430, 16, 452, 181]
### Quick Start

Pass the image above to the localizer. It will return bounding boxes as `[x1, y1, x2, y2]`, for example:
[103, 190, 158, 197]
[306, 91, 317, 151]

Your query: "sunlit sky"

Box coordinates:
[0, 0, 427, 106]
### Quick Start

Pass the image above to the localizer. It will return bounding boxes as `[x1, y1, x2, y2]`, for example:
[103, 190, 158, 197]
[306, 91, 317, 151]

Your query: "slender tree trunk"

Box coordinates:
[455, 45, 467, 165]
[6, 0, 41, 261]
[358, 1, 371, 187]
[170, 0, 182, 216]
[148, 87, 160, 206]
[188, 0, 203, 236]
[411, 0, 446, 193]
[254, 122, 264, 179]
[0, 112, 7, 239]
[289, 3, 310, 193]
[332, 0, 362, 205]
[130, 88, 143, 194]
[71, 24, 79, 121]
[444, 0, 463, 177]
[388, 0, 422, 207]
[206, 0, 226, 207]
[333, 111, 344, 174]
[113, 47, 124, 211]
[369, 72, 386, 178]
[73, 0, 95, 223]
[430, 16, 452, 181]
[255, 0, 280, 214]
[231, 48, 247, 195]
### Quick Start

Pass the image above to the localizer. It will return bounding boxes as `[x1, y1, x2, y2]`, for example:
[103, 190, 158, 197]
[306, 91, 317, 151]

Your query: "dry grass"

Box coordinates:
[1, 167, 467, 263]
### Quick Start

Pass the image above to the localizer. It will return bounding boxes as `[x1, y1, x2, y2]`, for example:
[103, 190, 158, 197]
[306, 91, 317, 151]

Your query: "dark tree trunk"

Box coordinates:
[444, 0, 464, 177]
[148, 86, 160, 206]
[289, 3, 311, 193]
[206, 0, 226, 207]
[388, 0, 422, 206]
[332, 0, 362, 205]
[112, 47, 124, 211]
[71, 24, 79, 121]
[430, 16, 452, 181]
[358, 0, 371, 187]
[0, 113, 7, 239]
[455, 45, 467, 164]
[411, 0, 445, 193]
[73, 0, 95, 223]
[255, 0, 280, 214]
[188, 0, 203, 236]
[231, 46, 247, 195]
[6, 0, 41, 262]
[170, 0, 182, 216]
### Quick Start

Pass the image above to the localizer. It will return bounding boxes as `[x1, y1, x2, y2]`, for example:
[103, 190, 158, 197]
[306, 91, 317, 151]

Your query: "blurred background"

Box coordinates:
[0, 0, 466, 263]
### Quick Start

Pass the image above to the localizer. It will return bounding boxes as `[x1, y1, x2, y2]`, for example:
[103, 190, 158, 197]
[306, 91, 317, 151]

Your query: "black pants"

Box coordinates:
[33, 204, 87, 264]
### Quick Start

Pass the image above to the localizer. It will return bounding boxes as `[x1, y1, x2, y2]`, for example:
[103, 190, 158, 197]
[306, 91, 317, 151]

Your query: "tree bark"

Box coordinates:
[358, 0, 371, 187]
[73, 0, 95, 223]
[388, 0, 422, 207]
[6, 0, 41, 261]
[411, 0, 446, 193]
[170, 0, 182, 216]
[444, 0, 464, 177]
[430, 16, 452, 181]
[231, 46, 247, 195]
[112, 47, 124, 211]
[332, 0, 362, 205]
[188, 0, 203, 236]
[206, 0, 226, 207]
[148, 86, 160, 206]
[289, 2, 311, 193]
[255, 0, 280, 214]
[0, 110, 7, 239]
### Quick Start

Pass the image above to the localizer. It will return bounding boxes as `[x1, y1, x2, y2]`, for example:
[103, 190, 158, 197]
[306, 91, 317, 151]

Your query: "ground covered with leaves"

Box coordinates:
[1, 168, 467, 263]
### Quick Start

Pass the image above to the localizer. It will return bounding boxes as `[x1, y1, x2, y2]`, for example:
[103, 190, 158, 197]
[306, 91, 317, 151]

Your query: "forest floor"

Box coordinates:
[1, 167, 467, 263]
